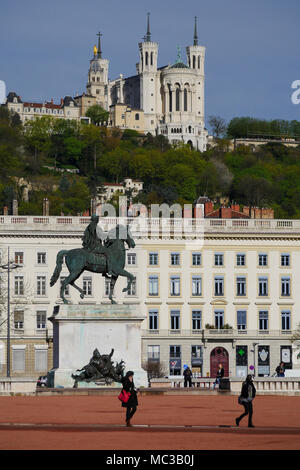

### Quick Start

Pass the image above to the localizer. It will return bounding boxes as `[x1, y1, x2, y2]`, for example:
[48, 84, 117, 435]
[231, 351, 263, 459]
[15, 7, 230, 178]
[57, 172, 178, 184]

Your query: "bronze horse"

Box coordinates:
[50, 224, 135, 304]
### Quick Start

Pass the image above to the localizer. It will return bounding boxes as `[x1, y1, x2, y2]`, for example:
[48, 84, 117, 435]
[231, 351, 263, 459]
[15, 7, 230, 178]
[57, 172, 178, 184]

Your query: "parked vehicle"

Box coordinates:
[37, 376, 48, 387]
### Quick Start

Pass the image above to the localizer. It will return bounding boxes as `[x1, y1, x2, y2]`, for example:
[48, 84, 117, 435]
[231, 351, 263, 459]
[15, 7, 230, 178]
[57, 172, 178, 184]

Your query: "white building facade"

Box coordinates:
[0, 216, 299, 380]
[88, 15, 208, 150]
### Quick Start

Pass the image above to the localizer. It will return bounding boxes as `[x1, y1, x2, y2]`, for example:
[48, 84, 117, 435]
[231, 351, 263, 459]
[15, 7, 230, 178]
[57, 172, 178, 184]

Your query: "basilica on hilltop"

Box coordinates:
[6, 14, 207, 151]
[88, 14, 207, 150]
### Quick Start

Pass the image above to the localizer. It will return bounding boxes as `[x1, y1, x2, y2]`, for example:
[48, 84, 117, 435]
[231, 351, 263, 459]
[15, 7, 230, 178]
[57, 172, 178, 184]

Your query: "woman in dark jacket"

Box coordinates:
[236, 374, 256, 428]
[121, 371, 138, 427]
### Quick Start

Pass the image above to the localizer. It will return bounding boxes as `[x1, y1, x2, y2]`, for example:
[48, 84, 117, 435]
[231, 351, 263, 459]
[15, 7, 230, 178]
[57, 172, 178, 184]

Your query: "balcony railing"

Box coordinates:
[0, 216, 299, 236]
[142, 328, 293, 338]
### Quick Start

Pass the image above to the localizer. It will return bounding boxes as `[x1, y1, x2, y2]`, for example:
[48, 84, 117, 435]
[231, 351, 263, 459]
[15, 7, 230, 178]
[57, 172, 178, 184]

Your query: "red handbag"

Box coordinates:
[118, 389, 131, 403]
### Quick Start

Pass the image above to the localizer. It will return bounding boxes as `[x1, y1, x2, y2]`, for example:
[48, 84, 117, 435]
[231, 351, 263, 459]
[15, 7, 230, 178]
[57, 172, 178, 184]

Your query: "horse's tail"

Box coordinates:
[50, 250, 69, 286]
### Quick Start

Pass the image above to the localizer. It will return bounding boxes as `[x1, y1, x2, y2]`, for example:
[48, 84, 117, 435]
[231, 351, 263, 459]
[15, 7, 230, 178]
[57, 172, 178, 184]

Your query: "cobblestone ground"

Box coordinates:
[0, 395, 299, 450]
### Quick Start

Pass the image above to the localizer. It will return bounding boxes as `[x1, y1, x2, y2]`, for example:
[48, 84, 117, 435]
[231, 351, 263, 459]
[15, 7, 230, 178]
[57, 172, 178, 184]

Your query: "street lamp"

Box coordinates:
[0, 247, 21, 378]
[251, 343, 259, 378]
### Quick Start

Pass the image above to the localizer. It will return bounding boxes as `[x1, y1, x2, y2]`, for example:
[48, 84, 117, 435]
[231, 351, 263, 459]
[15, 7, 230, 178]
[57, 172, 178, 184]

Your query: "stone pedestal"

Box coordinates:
[49, 304, 148, 388]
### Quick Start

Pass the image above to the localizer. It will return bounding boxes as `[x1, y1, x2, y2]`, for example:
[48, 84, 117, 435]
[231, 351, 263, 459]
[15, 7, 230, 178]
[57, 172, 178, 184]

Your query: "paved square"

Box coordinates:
[0, 394, 299, 450]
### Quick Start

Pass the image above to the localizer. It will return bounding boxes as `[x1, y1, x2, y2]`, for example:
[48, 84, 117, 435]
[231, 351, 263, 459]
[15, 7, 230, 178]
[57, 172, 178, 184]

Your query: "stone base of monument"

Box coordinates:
[48, 304, 148, 389]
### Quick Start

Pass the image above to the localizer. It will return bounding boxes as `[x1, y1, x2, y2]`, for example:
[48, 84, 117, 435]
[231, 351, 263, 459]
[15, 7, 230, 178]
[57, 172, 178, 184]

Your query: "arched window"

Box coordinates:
[151, 52, 153, 66]
[169, 86, 172, 112]
[198, 56, 201, 70]
[193, 55, 196, 69]
[135, 113, 139, 121]
[145, 52, 149, 66]
[175, 87, 180, 111]
[184, 89, 188, 111]
[189, 125, 192, 134]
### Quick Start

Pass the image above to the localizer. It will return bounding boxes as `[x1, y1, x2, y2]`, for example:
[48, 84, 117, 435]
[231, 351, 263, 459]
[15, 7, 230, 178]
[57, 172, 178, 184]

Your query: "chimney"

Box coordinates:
[194, 204, 204, 219]
[43, 198, 49, 216]
[184, 205, 193, 218]
[243, 206, 250, 217]
[204, 201, 214, 216]
[61, 98, 64, 106]
[220, 207, 232, 219]
[51, 98, 53, 104]
[12, 199, 18, 216]
[231, 203, 240, 212]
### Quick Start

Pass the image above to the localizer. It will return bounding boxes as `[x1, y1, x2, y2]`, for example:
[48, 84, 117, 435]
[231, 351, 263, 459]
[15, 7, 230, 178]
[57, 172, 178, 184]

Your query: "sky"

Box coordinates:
[1, 0, 300, 125]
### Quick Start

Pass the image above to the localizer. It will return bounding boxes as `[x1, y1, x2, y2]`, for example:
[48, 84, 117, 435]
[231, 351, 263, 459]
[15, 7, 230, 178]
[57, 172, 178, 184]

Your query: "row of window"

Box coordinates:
[11, 251, 292, 268]
[10, 310, 47, 330]
[148, 275, 292, 297]
[11, 275, 136, 297]
[149, 252, 291, 267]
[24, 108, 64, 115]
[10, 273, 292, 298]
[8, 307, 292, 333]
[147, 308, 292, 332]
[0, 347, 48, 373]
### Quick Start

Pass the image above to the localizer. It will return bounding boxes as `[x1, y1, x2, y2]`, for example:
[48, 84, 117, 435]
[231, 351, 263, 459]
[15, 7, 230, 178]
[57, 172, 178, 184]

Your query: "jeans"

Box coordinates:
[213, 378, 220, 388]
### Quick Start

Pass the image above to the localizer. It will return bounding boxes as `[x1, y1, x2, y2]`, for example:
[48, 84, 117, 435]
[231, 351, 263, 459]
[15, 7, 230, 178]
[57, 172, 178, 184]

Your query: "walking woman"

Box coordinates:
[121, 371, 138, 427]
[236, 374, 256, 428]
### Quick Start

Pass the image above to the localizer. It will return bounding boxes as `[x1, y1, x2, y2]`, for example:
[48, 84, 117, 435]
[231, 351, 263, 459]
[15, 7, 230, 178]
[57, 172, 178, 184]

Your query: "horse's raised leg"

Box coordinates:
[60, 271, 82, 304]
[116, 268, 135, 293]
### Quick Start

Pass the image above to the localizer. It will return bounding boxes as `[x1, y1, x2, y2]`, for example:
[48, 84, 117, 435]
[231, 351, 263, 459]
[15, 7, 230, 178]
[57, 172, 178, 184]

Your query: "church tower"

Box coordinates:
[138, 13, 158, 134]
[86, 32, 109, 109]
[186, 17, 205, 126]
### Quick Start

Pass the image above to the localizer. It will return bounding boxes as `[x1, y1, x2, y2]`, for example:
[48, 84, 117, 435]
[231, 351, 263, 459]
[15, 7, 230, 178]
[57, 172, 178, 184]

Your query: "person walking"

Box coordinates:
[121, 371, 138, 427]
[212, 363, 224, 389]
[183, 366, 193, 388]
[276, 362, 285, 377]
[235, 374, 256, 428]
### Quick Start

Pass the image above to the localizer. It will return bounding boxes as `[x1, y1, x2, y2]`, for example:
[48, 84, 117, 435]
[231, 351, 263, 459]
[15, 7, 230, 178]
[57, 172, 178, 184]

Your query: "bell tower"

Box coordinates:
[87, 32, 109, 109]
[186, 17, 205, 125]
[138, 13, 158, 134]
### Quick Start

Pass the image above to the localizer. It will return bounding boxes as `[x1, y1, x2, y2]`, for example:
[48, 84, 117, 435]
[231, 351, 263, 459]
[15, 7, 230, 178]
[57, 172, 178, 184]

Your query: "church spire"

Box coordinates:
[97, 32, 102, 58]
[193, 16, 198, 46]
[145, 12, 151, 42]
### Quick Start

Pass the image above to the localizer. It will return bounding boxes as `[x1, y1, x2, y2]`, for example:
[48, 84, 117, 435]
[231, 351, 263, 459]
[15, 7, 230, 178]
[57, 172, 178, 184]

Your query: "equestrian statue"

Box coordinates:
[50, 215, 136, 304]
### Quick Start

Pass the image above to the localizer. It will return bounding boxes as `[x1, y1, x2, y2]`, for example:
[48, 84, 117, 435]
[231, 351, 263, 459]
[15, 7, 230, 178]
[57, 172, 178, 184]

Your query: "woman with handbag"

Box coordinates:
[235, 374, 256, 428]
[120, 371, 138, 427]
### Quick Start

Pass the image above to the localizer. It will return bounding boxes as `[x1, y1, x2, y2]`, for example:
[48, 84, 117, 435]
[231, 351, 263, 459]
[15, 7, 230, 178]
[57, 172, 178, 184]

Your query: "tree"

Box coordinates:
[208, 115, 227, 139]
[86, 105, 109, 126]
[23, 116, 54, 162]
[234, 175, 274, 208]
[80, 124, 105, 171]
[142, 361, 167, 382]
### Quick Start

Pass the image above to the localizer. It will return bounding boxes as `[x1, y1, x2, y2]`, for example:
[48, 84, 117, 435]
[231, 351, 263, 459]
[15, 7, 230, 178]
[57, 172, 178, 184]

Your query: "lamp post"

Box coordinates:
[0, 247, 21, 378]
[252, 342, 259, 378]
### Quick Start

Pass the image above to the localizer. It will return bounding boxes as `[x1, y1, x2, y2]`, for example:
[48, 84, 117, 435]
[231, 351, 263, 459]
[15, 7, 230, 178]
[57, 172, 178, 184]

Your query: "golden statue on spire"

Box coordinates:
[93, 45, 97, 56]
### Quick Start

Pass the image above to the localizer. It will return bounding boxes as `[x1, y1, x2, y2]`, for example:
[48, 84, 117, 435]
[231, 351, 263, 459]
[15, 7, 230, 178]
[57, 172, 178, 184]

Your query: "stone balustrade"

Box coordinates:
[150, 377, 300, 395]
[0, 216, 299, 236]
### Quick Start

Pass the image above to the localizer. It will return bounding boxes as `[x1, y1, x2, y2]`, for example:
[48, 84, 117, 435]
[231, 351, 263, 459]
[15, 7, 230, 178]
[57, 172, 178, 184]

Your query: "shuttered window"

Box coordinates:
[12, 348, 25, 371]
[35, 349, 48, 371]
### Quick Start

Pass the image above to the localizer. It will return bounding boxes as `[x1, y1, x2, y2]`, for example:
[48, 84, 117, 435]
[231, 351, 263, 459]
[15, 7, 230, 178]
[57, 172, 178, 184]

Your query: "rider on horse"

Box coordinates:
[82, 215, 114, 276]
